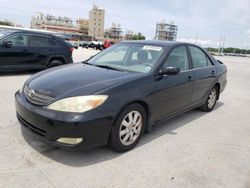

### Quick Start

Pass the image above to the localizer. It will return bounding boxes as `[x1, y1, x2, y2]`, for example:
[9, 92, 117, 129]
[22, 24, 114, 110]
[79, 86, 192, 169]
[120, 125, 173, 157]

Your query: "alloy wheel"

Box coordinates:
[119, 110, 143, 146]
[208, 88, 217, 109]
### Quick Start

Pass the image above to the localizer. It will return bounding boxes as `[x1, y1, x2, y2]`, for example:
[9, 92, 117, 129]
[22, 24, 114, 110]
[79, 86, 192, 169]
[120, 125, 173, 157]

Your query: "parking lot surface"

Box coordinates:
[0, 48, 250, 188]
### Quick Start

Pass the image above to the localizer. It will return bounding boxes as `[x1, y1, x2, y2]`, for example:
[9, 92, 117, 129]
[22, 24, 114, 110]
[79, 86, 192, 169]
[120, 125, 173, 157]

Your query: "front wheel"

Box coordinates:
[109, 103, 146, 152]
[200, 86, 218, 112]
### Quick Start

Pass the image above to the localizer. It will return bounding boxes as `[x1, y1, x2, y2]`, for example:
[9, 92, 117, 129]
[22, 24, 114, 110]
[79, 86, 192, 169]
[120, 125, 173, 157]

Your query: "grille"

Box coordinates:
[24, 85, 54, 106]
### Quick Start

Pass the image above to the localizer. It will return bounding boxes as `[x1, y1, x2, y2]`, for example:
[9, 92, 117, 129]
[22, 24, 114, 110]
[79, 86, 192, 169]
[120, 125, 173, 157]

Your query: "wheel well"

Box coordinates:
[214, 83, 220, 100]
[49, 57, 66, 64]
[113, 101, 151, 131]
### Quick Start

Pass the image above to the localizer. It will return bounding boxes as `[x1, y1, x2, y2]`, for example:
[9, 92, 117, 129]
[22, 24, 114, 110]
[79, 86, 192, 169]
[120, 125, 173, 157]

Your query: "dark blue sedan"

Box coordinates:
[15, 40, 227, 152]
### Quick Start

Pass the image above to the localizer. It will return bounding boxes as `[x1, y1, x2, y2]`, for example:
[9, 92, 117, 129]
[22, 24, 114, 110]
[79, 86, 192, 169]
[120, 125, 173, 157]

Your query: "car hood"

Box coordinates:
[27, 63, 141, 98]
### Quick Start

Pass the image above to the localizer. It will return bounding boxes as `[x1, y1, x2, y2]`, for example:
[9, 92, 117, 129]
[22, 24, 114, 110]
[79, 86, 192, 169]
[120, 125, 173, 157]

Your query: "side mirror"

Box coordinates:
[3, 41, 13, 48]
[158, 67, 180, 76]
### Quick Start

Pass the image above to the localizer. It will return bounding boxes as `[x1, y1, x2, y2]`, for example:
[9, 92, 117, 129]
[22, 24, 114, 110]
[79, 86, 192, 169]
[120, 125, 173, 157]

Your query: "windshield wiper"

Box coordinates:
[82, 61, 94, 66]
[95, 65, 124, 72]
[83, 61, 125, 72]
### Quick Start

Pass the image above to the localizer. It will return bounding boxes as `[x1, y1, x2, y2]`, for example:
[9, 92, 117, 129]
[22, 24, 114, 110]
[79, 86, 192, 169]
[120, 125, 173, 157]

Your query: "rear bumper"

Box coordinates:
[67, 56, 73, 64]
[15, 91, 114, 150]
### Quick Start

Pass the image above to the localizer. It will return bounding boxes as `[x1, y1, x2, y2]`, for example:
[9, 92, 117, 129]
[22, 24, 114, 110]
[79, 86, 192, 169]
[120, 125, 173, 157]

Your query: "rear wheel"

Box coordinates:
[200, 86, 218, 112]
[109, 103, 146, 152]
[47, 59, 63, 68]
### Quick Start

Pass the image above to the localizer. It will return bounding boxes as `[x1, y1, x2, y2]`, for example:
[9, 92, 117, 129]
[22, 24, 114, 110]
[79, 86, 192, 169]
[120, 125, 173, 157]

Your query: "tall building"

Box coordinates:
[124, 30, 134, 40]
[76, 18, 89, 35]
[31, 12, 81, 34]
[88, 5, 105, 38]
[154, 21, 178, 41]
[104, 23, 123, 40]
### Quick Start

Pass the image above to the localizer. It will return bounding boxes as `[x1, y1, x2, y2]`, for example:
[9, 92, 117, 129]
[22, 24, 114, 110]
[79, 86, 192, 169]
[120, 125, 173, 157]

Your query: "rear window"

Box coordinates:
[50, 38, 61, 47]
[65, 41, 74, 48]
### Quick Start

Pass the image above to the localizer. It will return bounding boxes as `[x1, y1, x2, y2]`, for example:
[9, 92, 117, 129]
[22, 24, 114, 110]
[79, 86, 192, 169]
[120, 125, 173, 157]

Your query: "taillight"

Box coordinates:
[70, 48, 74, 53]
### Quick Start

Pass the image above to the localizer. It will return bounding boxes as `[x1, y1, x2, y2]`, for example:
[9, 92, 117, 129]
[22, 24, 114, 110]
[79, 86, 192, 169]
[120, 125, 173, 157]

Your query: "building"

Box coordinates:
[31, 12, 81, 35]
[104, 23, 123, 40]
[76, 18, 89, 35]
[88, 5, 105, 38]
[124, 30, 134, 40]
[154, 21, 178, 41]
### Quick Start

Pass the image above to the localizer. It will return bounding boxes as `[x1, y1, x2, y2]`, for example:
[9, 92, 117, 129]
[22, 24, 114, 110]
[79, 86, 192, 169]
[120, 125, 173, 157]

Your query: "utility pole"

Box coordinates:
[195, 31, 198, 44]
[218, 35, 222, 54]
[221, 36, 225, 54]
[233, 46, 236, 54]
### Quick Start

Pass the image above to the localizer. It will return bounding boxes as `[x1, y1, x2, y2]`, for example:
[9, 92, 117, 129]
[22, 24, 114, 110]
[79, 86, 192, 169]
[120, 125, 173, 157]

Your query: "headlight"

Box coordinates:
[47, 95, 108, 113]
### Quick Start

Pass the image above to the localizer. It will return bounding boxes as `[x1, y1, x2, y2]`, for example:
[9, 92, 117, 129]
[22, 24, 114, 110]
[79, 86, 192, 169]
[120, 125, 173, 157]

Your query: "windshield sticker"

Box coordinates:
[143, 45, 162, 51]
[145, 67, 151, 71]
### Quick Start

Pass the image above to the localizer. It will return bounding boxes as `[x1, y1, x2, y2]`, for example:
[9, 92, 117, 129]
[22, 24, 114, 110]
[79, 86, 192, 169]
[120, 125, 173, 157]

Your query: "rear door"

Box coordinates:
[29, 34, 55, 68]
[0, 33, 35, 69]
[188, 45, 217, 104]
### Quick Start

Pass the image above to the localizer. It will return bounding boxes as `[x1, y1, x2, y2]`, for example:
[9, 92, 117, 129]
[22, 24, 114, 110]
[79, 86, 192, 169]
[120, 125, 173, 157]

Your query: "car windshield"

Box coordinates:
[87, 43, 165, 73]
[0, 30, 13, 39]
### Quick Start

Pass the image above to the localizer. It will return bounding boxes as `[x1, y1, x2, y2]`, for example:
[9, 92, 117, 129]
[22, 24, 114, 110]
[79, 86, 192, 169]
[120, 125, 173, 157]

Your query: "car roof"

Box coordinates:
[0, 30, 16, 35]
[1, 29, 63, 38]
[120, 40, 191, 47]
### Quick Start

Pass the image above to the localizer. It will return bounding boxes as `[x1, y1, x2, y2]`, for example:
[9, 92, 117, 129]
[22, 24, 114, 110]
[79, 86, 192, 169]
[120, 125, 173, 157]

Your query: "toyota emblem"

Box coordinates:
[28, 89, 35, 98]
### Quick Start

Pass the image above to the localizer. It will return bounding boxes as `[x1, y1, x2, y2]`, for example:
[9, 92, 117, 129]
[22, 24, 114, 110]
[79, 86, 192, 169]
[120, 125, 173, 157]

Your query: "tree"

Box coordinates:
[132, 32, 146, 40]
[207, 47, 250, 54]
[0, 20, 14, 26]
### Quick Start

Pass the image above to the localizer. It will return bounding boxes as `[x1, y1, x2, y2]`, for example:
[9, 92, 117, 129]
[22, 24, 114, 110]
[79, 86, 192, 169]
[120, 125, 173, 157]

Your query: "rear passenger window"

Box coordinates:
[30, 35, 51, 47]
[189, 46, 212, 68]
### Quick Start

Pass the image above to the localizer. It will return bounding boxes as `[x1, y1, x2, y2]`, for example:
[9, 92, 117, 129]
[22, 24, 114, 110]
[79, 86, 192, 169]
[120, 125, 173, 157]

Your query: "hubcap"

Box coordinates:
[208, 88, 217, 109]
[119, 110, 143, 146]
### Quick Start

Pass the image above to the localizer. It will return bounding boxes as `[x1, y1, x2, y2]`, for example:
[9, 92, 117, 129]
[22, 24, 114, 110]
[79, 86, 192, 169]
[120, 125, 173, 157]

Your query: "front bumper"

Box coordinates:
[15, 91, 114, 150]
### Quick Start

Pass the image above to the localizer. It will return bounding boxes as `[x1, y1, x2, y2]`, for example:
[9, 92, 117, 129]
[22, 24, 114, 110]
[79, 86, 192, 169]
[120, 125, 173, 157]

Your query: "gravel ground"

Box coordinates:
[0, 48, 250, 188]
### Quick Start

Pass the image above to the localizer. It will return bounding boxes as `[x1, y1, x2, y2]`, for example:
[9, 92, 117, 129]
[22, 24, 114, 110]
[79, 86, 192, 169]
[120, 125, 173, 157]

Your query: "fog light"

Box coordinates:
[56, 137, 83, 145]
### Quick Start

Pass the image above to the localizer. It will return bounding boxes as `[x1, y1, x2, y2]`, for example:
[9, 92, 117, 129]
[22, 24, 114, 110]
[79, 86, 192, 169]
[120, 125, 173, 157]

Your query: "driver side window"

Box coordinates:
[5, 34, 28, 47]
[163, 46, 189, 71]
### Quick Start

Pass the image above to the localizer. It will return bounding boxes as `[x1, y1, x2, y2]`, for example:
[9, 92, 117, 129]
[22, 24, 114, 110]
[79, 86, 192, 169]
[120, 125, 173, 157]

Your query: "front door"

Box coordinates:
[153, 45, 195, 121]
[0, 33, 34, 69]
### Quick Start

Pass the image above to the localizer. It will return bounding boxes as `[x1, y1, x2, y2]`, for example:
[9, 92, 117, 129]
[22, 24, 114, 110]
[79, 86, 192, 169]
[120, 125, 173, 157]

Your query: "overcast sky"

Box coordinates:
[0, 0, 250, 48]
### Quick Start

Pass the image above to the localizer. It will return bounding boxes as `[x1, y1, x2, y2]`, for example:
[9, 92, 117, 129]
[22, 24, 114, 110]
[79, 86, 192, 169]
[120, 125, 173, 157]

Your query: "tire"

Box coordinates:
[47, 60, 63, 68]
[200, 86, 218, 112]
[109, 103, 146, 152]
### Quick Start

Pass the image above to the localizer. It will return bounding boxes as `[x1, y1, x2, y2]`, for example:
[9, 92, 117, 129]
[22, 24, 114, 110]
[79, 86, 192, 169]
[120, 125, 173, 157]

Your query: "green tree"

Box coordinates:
[132, 32, 146, 40]
[0, 20, 14, 26]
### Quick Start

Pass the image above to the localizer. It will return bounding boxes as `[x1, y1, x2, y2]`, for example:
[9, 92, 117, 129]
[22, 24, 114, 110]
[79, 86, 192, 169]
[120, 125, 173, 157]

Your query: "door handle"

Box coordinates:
[187, 76, 193, 81]
[211, 70, 215, 75]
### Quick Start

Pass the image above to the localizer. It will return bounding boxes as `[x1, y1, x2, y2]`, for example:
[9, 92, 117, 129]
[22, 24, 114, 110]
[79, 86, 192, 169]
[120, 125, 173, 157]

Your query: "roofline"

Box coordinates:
[0, 25, 57, 34]
[120, 40, 204, 48]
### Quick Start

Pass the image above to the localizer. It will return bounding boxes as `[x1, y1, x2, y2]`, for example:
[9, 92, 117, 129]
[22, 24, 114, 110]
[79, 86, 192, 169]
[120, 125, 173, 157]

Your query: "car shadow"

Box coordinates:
[21, 101, 224, 167]
[0, 70, 38, 76]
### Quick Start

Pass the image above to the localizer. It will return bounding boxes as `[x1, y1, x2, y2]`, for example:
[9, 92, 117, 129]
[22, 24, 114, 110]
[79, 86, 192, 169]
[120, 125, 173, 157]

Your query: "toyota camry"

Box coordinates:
[15, 40, 227, 152]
